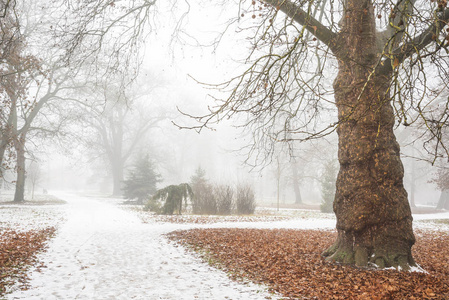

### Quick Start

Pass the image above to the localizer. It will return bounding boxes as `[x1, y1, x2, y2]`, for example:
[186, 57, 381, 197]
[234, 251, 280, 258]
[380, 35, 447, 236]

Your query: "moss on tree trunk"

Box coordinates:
[322, 0, 415, 270]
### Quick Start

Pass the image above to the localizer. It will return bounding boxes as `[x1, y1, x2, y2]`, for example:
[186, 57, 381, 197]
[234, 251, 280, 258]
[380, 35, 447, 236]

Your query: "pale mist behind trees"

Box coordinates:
[0, 0, 444, 209]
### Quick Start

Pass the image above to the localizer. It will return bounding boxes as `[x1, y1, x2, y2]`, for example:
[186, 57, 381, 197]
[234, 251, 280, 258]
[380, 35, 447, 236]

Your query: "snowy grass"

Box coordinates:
[0, 194, 66, 297]
[0, 196, 66, 233]
[0, 190, 66, 205]
[130, 205, 336, 226]
[413, 210, 449, 232]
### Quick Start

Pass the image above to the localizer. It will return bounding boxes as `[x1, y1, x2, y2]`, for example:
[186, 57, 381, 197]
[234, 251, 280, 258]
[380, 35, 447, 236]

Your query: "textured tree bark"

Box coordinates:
[322, 0, 415, 269]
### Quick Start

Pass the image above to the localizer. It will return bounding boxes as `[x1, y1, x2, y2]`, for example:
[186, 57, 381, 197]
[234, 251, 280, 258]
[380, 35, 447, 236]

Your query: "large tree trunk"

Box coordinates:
[13, 135, 26, 203]
[322, 0, 415, 269]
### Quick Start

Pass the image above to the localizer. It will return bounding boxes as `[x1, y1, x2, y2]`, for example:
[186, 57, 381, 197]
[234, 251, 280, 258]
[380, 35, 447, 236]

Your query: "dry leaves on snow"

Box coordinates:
[0, 227, 56, 296]
[168, 228, 449, 299]
[147, 214, 291, 224]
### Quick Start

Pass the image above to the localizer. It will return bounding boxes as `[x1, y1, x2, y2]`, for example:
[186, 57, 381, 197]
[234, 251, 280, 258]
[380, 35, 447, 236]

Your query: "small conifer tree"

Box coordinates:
[122, 154, 161, 204]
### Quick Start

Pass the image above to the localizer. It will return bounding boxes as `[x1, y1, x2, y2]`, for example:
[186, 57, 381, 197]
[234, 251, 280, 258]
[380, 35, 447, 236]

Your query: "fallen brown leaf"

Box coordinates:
[0, 227, 56, 296]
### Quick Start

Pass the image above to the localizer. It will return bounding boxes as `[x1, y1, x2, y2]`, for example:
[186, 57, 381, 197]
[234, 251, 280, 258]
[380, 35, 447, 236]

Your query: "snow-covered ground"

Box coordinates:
[3, 194, 448, 300]
[0, 204, 66, 232]
[413, 210, 449, 232]
[5, 194, 283, 300]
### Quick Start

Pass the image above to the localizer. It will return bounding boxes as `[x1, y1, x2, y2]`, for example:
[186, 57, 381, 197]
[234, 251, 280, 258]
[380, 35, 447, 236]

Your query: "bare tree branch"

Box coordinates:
[379, 7, 449, 74]
[263, 0, 338, 51]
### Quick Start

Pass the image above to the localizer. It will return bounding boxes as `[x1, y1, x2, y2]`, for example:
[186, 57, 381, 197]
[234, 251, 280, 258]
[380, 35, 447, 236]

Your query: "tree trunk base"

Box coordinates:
[322, 228, 416, 271]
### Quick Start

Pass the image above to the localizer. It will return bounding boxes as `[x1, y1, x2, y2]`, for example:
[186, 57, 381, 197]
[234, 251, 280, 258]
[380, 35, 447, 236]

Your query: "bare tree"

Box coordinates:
[180, 0, 449, 270]
[1, 0, 88, 202]
[430, 105, 449, 210]
[43, 0, 159, 82]
[15, 0, 187, 196]
[0, 13, 46, 202]
[0, 0, 25, 174]
[0, 0, 20, 70]
[74, 77, 168, 196]
[13, 69, 74, 202]
[287, 140, 336, 205]
[432, 166, 449, 209]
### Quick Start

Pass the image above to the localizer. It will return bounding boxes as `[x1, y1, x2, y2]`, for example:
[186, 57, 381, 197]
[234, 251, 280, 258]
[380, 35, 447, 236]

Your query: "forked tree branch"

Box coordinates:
[263, 0, 338, 52]
[379, 7, 449, 74]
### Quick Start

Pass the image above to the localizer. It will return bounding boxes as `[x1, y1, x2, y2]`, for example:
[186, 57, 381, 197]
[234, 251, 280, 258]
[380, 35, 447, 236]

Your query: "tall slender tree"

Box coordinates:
[1, 0, 81, 201]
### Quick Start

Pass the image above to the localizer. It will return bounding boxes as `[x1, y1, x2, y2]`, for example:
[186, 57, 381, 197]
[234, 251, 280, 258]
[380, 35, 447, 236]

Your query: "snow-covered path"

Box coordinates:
[7, 195, 279, 300]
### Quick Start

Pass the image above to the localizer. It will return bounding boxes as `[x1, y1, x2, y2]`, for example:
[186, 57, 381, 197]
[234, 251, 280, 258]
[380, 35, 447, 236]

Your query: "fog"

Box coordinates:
[0, 0, 444, 208]
[3, 1, 449, 299]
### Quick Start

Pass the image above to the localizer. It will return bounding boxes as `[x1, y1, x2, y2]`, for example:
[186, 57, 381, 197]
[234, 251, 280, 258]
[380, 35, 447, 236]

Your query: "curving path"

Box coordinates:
[7, 194, 278, 300]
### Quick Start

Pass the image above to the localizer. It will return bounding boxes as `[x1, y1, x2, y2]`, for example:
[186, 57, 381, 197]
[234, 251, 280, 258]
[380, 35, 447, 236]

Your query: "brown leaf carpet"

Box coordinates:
[0, 227, 56, 296]
[168, 228, 449, 299]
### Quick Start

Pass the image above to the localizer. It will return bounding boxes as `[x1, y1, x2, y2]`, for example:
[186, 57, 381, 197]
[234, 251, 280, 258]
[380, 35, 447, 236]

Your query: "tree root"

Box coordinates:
[322, 234, 416, 271]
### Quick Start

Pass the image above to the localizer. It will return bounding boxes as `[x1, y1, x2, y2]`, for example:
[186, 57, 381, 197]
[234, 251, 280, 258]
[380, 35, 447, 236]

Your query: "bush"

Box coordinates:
[145, 183, 193, 215]
[191, 183, 217, 215]
[188, 168, 254, 215]
[190, 166, 217, 214]
[144, 198, 161, 213]
[236, 184, 256, 215]
[215, 184, 234, 215]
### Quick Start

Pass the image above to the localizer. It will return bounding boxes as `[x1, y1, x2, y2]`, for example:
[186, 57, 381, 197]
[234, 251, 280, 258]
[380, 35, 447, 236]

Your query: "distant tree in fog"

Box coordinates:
[75, 76, 167, 196]
[27, 160, 41, 200]
[432, 167, 449, 210]
[214, 184, 234, 215]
